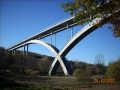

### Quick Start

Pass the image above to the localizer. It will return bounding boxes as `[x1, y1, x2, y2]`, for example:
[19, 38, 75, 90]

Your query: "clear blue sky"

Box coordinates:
[0, 0, 120, 66]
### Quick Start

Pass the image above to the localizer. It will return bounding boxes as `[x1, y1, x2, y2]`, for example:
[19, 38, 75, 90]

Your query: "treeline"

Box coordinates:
[1, 47, 120, 80]
[0, 47, 106, 76]
[0, 47, 54, 75]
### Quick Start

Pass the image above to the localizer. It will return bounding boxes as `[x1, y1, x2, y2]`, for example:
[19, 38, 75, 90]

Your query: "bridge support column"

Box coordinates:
[67, 24, 69, 42]
[71, 27, 73, 38]
[39, 36, 41, 40]
[51, 31, 52, 45]
[23, 45, 25, 56]
[55, 33, 56, 47]
[12, 50, 14, 54]
[12, 50, 13, 54]
[14, 49, 16, 54]
[26, 44, 28, 55]
[12, 49, 16, 54]
[43, 37, 44, 41]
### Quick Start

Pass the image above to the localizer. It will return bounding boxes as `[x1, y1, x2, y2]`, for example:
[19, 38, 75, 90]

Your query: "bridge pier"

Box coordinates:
[55, 33, 56, 47]
[71, 27, 73, 38]
[12, 49, 16, 54]
[12, 50, 14, 54]
[67, 24, 69, 42]
[26, 44, 29, 55]
[14, 49, 16, 54]
[23, 45, 25, 56]
[37, 36, 41, 40]
[51, 31, 52, 45]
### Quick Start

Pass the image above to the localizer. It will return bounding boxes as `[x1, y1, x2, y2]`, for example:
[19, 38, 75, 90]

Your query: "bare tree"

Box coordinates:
[94, 54, 106, 74]
[94, 54, 105, 65]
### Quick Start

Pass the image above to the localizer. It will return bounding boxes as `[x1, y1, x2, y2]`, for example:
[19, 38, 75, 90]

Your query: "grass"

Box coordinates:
[0, 74, 120, 90]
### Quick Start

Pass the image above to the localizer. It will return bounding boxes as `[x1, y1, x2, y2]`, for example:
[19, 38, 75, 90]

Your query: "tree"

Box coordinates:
[85, 66, 93, 76]
[94, 54, 106, 74]
[0, 47, 13, 71]
[73, 69, 87, 82]
[61, 0, 120, 37]
[94, 54, 105, 65]
[106, 58, 120, 80]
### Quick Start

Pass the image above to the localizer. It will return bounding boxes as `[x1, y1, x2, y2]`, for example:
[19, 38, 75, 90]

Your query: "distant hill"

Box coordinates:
[0, 47, 106, 76]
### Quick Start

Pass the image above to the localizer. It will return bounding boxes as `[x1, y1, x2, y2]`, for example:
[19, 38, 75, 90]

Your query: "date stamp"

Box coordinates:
[94, 79, 115, 83]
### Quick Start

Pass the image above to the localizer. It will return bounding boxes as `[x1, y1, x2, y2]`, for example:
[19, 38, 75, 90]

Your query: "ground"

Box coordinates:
[0, 75, 120, 90]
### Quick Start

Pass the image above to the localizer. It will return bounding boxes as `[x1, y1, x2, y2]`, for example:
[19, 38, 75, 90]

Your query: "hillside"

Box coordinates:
[1, 47, 120, 90]
[0, 47, 106, 76]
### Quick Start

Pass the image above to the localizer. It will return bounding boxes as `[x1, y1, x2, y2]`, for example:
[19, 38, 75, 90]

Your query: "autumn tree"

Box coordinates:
[106, 58, 120, 80]
[61, 0, 120, 37]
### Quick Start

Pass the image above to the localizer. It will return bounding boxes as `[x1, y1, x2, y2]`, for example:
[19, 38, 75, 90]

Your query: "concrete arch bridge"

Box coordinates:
[8, 16, 102, 76]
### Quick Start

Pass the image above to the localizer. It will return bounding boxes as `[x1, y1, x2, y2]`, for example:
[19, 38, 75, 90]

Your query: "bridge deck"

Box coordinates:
[8, 16, 77, 50]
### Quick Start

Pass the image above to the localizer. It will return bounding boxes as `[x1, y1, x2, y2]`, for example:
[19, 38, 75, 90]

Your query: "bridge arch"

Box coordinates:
[49, 17, 101, 75]
[25, 40, 72, 75]
[26, 40, 59, 56]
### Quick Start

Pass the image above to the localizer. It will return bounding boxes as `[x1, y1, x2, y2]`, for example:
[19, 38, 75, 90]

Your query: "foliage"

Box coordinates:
[61, 0, 120, 37]
[0, 47, 13, 70]
[85, 66, 93, 77]
[2, 87, 57, 90]
[94, 54, 106, 74]
[26, 69, 39, 76]
[91, 74, 105, 79]
[106, 58, 120, 80]
[11, 64, 21, 73]
[94, 54, 105, 65]
[73, 69, 87, 81]
[0, 47, 106, 76]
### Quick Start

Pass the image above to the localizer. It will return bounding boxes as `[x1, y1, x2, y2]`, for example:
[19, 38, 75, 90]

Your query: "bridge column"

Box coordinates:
[71, 27, 73, 38]
[12, 50, 13, 54]
[37, 36, 41, 40]
[51, 31, 52, 45]
[55, 33, 56, 47]
[12, 50, 14, 54]
[26, 44, 29, 55]
[23, 45, 25, 56]
[39, 36, 41, 40]
[67, 24, 69, 42]
[14, 49, 16, 54]
[12, 49, 16, 54]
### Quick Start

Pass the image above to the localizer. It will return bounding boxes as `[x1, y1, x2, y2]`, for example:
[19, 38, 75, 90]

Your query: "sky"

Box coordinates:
[0, 0, 120, 66]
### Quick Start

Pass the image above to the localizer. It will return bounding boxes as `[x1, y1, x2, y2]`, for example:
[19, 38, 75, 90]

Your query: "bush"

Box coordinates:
[85, 66, 93, 77]
[106, 59, 120, 80]
[26, 69, 39, 76]
[73, 69, 87, 81]
[11, 64, 21, 73]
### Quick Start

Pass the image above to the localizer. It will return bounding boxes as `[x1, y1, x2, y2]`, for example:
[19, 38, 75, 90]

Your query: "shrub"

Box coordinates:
[26, 69, 39, 76]
[73, 69, 87, 81]
[85, 66, 93, 77]
[106, 59, 120, 80]
[11, 64, 20, 73]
